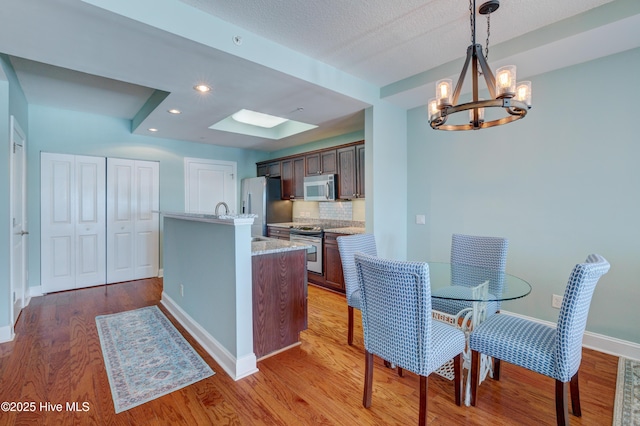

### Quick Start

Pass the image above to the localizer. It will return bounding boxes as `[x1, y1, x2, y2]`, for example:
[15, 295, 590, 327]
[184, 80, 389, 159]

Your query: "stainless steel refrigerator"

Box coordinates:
[241, 177, 292, 236]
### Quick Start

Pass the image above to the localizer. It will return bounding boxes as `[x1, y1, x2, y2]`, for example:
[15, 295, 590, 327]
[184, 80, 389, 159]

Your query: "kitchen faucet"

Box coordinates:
[215, 201, 229, 216]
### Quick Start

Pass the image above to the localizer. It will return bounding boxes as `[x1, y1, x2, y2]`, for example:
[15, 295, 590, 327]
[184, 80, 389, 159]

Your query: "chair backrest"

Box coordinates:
[337, 234, 377, 305]
[451, 234, 509, 306]
[555, 254, 610, 381]
[451, 233, 509, 271]
[354, 252, 434, 375]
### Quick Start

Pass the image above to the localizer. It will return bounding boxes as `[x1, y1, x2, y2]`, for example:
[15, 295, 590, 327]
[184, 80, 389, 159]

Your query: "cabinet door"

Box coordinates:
[280, 159, 293, 199]
[282, 157, 305, 199]
[257, 161, 280, 177]
[323, 233, 346, 293]
[356, 144, 365, 198]
[292, 157, 305, 198]
[337, 146, 357, 199]
[306, 150, 337, 176]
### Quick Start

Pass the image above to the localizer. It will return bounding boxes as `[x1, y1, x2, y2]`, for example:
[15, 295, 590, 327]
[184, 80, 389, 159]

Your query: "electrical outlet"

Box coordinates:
[180, 284, 184, 297]
[552, 294, 563, 309]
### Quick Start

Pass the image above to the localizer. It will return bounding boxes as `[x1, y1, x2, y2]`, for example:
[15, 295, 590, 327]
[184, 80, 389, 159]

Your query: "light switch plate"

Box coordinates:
[416, 214, 426, 225]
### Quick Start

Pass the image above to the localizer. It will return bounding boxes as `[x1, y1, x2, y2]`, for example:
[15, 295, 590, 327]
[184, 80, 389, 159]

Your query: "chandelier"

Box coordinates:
[429, 0, 532, 131]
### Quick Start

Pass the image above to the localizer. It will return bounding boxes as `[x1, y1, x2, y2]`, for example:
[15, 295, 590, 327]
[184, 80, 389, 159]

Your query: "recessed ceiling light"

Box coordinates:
[193, 84, 211, 93]
[231, 109, 288, 128]
[148, 128, 158, 132]
[168, 109, 181, 114]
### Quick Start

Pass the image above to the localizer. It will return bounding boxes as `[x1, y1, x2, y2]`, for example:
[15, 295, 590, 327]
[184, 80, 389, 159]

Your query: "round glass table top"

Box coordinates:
[428, 262, 531, 302]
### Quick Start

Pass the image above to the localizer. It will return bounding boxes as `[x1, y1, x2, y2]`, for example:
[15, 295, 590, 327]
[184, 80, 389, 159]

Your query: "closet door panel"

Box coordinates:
[75, 156, 106, 288]
[41, 153, 105, 292]
[106, 158, 135, 283]
[133, 161, 159, 280]
[41, 153, 76, 293]
[107, 159, 159, 283]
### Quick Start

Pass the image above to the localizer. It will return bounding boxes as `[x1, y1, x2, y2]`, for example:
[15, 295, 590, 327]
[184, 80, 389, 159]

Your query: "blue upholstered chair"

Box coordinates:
[469, 254, 610, 426]
[354, 253, 466, 425]
[431, 233, 509, 318]
[337, 234, 377, 345]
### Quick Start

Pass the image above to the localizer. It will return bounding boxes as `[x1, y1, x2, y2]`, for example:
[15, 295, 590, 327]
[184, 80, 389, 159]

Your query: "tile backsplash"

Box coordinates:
[319, 201, 352, 220]
[292, 200, 365, 228]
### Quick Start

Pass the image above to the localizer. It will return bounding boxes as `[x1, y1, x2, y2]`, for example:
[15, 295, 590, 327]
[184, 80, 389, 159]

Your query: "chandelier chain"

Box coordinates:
[485, 15, 491, 61]
[469, 0, 474, 45]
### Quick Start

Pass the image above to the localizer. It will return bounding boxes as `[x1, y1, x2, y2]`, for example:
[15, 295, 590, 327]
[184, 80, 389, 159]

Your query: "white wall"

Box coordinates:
[406, 47, 640, 344]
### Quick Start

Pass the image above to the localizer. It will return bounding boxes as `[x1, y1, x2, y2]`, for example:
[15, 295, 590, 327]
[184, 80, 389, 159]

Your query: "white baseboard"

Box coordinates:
[161, 292, 258, 380]
[503, 310, 640, 361]
[0, 325, 14, 343]
[29, 285, 44, 298]
[158, 268, 164, 278]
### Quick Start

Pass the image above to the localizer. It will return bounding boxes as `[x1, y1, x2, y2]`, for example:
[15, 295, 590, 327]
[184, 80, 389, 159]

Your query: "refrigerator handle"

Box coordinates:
[247, 193, 252, 214]
[242, 199, 246, 214]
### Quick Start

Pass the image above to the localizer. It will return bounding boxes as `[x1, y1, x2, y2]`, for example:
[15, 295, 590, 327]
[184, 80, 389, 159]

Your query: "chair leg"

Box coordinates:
[397, 367, 403, 377]
[470, 350, 480, 406]
[570, 372, 581, 417]
[363, 351, 374, 408]
[493, 358, 501, 380]
[348, 306, 354, 345]
[555, 380, 569, 426]
[418, 375, 428, 426]
[454, 353, 462, 406]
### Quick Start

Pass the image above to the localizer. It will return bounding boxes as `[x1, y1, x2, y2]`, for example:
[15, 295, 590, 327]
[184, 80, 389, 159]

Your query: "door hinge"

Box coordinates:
[13, 291, 16, 303]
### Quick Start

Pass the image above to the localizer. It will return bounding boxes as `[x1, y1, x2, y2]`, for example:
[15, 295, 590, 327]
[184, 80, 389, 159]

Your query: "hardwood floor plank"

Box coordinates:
[0, 278, 617, 425]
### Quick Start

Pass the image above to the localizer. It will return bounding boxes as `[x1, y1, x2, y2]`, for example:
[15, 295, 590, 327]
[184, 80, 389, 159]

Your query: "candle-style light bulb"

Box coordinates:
[495, 65, 516, 98]
[515, 81, 532, 107]
[436, 79, 453, 108]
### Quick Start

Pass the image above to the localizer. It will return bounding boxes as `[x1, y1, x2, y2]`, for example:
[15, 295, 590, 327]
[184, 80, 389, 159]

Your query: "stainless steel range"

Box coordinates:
[289, 225, 323, 274]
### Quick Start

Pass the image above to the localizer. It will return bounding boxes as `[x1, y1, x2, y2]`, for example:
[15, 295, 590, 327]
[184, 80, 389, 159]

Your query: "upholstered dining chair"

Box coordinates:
[337, 234, 377, 346]
[354, 253, 465, 425]
[431, 233, 509, 319]
[469, 254, 610, 426]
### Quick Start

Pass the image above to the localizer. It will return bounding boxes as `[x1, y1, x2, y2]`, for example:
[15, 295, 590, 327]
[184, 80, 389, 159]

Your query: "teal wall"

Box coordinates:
[0, 55, 28, 330]
[406, 47, 640, 343]
[27, 105, 269, 289]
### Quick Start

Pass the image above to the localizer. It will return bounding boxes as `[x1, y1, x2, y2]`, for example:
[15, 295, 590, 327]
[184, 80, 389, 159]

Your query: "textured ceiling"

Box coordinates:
[0, 0, 637, 151]
[179, 0, 618, 86]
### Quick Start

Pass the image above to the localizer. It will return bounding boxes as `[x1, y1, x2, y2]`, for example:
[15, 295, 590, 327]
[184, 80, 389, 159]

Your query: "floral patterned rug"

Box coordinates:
[96, 305, 214, 413]
[613, 357, 640, 425]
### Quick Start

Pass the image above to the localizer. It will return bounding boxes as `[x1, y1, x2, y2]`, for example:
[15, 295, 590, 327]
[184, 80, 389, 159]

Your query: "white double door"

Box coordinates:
[106, 158, 159, 284]
[41, 153, 159, 293]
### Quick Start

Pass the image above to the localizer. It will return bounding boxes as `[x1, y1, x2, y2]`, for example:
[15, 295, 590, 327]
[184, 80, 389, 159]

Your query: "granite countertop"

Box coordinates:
[251, 237, 312, 256]
[266, 222, 296, 228]
[323, 227, 366, 235]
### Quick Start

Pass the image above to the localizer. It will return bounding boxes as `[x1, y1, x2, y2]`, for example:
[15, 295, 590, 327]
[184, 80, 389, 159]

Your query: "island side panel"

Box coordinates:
[252, 249, 308, 359]
[162, 217, 239, 356]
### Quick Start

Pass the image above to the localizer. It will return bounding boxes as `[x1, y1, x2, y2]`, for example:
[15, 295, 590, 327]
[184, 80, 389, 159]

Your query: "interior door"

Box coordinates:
[10, 116, 27, 324]
[133, 161, 159, 280]
[106, 158, 159, 283]
[184, 157, 237, 214]
[41, 153, 106, 293]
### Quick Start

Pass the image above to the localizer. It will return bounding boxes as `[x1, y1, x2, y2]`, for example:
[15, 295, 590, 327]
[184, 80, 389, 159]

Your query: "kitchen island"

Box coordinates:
[161, 212, 309, 380]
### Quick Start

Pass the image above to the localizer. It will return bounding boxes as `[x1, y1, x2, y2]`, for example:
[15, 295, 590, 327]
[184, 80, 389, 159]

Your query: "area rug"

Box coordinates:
[96, 305, 214, 413]
[613, 357, 640, 425]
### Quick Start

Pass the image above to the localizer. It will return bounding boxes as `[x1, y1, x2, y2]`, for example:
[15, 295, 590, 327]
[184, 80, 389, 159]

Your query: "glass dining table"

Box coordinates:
[426, 262, 532, 406]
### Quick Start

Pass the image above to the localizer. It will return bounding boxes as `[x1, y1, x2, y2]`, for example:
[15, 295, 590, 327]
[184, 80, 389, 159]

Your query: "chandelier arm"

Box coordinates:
[451, 45, 474, 106]
[475, 45, 497, 99]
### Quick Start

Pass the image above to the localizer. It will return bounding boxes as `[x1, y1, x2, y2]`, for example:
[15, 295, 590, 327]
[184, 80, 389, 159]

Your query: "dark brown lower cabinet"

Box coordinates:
[322, 232, 346, 293]
[252, 249, 308, 359]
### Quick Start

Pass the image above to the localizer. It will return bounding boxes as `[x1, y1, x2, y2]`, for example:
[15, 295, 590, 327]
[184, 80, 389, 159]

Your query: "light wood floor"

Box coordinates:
[0, 278, 617, 425]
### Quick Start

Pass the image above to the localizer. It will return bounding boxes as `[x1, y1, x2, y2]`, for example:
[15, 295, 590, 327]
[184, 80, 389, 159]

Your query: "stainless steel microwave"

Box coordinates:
[303, 174, 336, 201]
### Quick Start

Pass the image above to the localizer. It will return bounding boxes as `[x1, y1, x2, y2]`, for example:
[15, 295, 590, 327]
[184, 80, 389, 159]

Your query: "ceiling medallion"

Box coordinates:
[429, 0, 532, 131]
